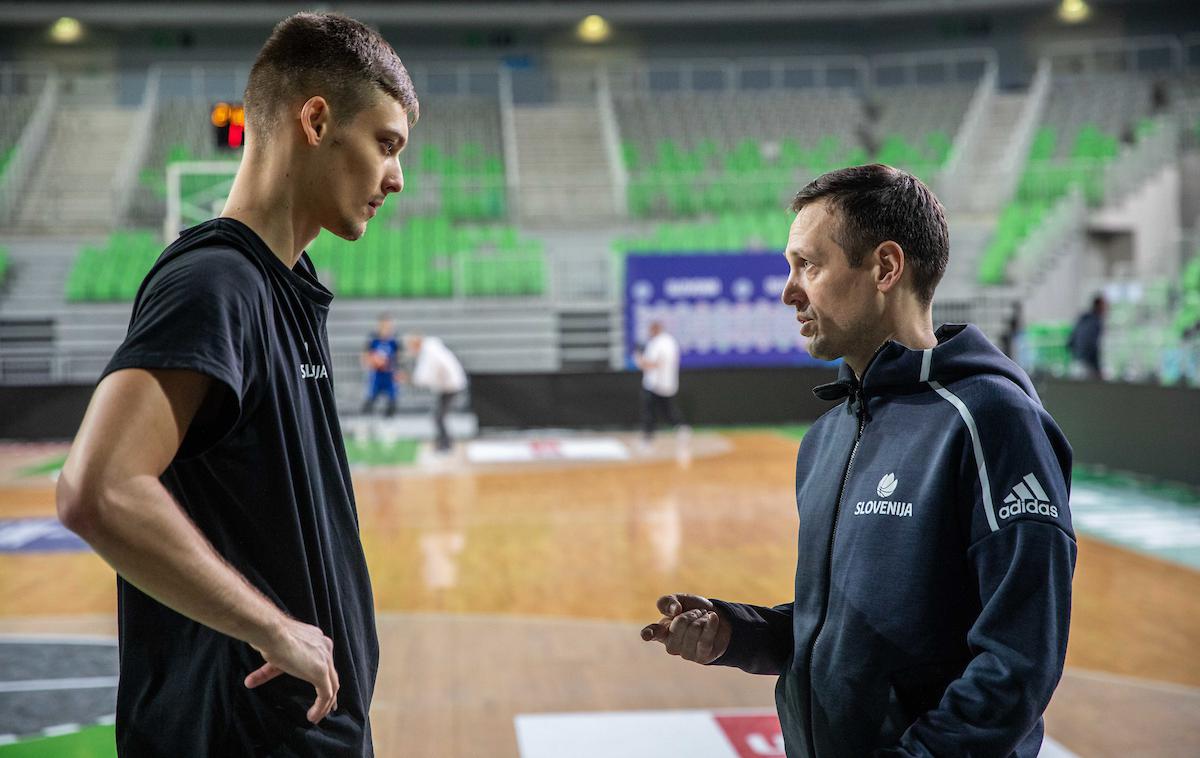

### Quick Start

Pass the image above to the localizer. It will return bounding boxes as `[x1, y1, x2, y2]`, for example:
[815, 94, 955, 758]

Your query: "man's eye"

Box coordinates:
[382, 142, 395, 155]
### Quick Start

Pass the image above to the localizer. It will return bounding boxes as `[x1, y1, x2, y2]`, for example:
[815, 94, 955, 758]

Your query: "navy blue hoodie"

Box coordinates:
[710, 323, 1076, 758]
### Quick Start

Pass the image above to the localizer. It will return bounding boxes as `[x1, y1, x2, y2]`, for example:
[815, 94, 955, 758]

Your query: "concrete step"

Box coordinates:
[514, 103, 617, 222]
[12, 103, 137, 234]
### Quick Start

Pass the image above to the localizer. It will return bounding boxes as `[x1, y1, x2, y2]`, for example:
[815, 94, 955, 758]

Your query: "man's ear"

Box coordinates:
[299, 96, 331, 146]
[874, 240, 905, 294]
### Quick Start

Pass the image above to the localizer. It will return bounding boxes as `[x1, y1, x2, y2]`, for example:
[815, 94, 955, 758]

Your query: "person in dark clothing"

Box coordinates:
[641, 164, 1075, 758]
[1067, 295, 1106, 380]
[1151, 78, 1170, 114]
[55, 12, 417, 756]
[999, 300, 1022, 360]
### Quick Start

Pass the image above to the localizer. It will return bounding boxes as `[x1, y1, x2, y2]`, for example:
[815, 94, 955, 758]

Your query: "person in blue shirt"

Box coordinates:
[361, 313, 400, 417]
[641, 164, 1075, 758]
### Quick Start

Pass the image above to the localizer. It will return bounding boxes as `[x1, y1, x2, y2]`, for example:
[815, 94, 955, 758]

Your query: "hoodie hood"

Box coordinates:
[813, 323, 1039, 404]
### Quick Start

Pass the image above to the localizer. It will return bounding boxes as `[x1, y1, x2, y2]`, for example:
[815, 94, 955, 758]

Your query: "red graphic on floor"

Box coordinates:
[714, 713, 786, 757]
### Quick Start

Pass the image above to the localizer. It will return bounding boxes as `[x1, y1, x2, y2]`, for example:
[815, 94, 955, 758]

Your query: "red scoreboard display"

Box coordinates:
[211, 102, 245, 150]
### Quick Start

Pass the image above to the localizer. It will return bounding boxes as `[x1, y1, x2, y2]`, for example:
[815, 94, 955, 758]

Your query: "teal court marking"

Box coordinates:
[1070, 468, 1200, 570]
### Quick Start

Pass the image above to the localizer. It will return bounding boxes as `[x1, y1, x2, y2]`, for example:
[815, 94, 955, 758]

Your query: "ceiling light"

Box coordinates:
[577, 14, 611, 44]
[49, 17, 84, 44]
[1058, 0, 1091, 24]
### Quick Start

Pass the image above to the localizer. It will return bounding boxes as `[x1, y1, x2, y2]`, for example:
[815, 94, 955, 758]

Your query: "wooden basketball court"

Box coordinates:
[1, 430, 1197, 756]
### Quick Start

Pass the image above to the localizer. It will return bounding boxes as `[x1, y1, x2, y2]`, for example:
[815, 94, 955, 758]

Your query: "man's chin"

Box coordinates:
[805, 337, 835, 362]
[330, 221, 367, 242]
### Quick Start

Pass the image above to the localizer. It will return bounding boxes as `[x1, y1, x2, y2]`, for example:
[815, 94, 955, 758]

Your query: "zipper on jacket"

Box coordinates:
[805, 384, 867, 757]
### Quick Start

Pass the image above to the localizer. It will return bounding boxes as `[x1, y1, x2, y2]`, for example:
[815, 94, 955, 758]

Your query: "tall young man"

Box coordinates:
[57, 12, 417, 755]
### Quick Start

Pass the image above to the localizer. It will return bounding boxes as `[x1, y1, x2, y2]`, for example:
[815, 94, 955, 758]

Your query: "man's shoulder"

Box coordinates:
[951, 373, 1038, 406]
[146, 245, 267, 302]
[160, 244, 261, 279]
[937, 374, 1056, 438]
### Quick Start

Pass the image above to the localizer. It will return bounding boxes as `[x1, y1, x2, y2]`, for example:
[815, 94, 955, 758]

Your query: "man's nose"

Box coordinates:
[781, 278, 806, 308]
[384, 164, 403, 195]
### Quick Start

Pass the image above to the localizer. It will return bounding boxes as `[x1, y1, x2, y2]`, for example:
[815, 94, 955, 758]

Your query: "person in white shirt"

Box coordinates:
[634, 321, 685, 442]
[402, 333, 467, 452]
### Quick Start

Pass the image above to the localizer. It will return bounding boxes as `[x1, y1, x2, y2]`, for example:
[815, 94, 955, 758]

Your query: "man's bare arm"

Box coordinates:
[57, 368, 339, 723]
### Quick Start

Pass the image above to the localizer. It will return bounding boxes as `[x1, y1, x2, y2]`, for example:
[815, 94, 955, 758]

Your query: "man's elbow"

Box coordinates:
[56, 470, 95, 537]
[55, 469, 118, 541]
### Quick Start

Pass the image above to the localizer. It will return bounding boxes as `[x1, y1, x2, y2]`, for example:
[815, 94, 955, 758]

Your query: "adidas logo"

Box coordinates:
[1000, 473, 1058, 520]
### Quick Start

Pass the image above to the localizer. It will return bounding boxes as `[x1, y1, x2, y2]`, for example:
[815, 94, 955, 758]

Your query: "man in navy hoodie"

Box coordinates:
[641, 164, 1075, 758]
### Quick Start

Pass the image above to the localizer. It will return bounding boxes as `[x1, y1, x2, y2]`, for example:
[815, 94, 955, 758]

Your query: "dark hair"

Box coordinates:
[244, 12, 419, 140]
[789, 164, 948, 306]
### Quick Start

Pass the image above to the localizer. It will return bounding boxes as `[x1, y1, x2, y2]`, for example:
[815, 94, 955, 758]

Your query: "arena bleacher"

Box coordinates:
[0, 37, 1197, 390]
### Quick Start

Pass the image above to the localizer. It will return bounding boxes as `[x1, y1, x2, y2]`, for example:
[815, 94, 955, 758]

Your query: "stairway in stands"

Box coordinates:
[12, 104, 136, 234]
[512, 104, 619, 224]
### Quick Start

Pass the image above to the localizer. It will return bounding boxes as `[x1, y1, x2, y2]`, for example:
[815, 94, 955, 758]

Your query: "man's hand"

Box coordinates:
[640, 593, 731, 664]
[245, 617, 340, 724]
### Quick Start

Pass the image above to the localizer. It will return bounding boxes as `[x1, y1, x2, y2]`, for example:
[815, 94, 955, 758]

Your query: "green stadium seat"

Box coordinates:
[1181, 258, 1200, 294]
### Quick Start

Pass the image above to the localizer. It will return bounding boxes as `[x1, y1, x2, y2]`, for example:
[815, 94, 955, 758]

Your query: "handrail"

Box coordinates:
[112, 65, 162, 226]
[146, 61, 497, 100]
[993, 57, 1052, 209]
[1043, 35, 1184, 74]
[0, 67, 58, 227]
[595, 66, 628, 220]
[605, 47, 995, 94]
[936, 59, 997, 204]
[497, 65, 521, 221]
[868, 47, 997, 88]
[606, 54, 871, 93]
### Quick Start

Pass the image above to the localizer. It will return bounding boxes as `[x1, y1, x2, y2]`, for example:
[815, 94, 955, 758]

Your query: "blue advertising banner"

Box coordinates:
[623, 253, 833, 369]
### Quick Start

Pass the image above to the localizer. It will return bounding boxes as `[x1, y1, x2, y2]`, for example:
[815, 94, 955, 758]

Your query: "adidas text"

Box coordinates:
[999, 501, 1058, 520]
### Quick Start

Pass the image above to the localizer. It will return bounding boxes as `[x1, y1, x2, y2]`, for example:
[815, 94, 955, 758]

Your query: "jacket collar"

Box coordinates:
[811, 323, 974, 402]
